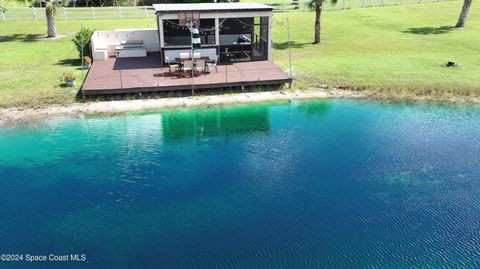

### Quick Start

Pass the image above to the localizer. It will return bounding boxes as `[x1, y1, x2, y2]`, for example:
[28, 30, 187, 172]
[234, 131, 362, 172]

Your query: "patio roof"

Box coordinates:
[153, 3, 273, 13]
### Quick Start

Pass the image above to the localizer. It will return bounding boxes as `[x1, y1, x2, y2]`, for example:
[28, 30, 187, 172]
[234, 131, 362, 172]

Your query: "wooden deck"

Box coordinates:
[82, 53, 292, 95]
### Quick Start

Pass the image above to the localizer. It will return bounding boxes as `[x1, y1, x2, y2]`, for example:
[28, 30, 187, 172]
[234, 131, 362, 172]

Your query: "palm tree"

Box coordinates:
[0, 1, 6, 14]
[455, 0, 473, 28]
[45, 0, 59, 38]
[306, 0, 337, 44]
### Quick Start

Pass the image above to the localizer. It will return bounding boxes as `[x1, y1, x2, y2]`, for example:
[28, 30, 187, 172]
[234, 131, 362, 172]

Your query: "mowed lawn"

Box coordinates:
[0, 1, 479, 108]
[272, 1, 480, 93]
[0, 19, 159, 108]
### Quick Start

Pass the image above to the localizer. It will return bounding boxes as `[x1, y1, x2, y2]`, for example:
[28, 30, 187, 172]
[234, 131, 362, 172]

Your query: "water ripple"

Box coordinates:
[2, 101, 480, 268]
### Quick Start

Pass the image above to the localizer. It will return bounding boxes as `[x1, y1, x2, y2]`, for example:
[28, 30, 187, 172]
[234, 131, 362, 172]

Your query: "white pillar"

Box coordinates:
[159, 18, 164, 48]
[215, 17, 220, 46]
[157, 15, 164, 65]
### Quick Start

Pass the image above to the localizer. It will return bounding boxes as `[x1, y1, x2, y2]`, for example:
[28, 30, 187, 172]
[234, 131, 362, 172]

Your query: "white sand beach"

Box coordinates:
[0, 90, 365, 125]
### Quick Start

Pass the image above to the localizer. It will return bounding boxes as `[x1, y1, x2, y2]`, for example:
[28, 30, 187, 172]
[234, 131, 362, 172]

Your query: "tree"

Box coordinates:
[0, 0, 6, 14]
[455, 0, 473, 28]
[45, 0, 66, 38]
[306, 0, 337, 44]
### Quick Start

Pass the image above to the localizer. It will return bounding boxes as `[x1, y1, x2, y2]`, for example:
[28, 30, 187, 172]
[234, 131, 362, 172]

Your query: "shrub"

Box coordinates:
[61, 72, 76, 81]
[73, 27, 94, 59]
[83, 56, 92, 65]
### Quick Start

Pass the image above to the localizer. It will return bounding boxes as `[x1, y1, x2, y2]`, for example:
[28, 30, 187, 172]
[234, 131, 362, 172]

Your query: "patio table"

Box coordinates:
[175, 57, 211, 77]
[174, 56, 211, 63]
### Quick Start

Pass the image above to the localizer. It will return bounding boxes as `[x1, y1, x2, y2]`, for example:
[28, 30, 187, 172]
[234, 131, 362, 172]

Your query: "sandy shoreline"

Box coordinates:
[0, 90, 366, 126]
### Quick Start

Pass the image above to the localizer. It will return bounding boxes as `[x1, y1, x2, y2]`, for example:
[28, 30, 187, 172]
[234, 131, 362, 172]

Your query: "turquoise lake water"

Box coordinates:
[1, 100, 480, 268]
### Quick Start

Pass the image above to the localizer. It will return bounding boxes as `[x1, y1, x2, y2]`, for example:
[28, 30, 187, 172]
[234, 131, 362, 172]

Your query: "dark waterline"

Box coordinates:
[1, 100, 480, 269]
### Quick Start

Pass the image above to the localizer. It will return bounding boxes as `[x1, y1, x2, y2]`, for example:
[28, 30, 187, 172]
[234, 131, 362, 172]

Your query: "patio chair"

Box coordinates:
[165, 56, 179, 75]
[182, 60, 194, 77]
[206, 55, 218, 73]
[196, 59, 206, 74]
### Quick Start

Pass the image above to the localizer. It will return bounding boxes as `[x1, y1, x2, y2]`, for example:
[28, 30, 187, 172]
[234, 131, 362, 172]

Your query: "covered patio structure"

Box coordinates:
[155, 2, 273, 65]
[83, 3, 291, 95]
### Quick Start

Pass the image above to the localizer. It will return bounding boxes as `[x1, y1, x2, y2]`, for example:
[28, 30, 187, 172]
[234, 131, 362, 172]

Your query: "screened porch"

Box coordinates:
[154, 3, 274, 66]
[161, 16, 269, 64]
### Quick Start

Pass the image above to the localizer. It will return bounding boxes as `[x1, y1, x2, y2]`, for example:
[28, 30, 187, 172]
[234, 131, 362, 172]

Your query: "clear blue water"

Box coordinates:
[1, 100, 480, 269]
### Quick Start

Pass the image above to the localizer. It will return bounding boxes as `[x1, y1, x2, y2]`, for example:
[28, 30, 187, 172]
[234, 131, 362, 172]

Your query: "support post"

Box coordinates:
[144, 6, 147, 19]
[190, 21, 195, 96]
[159, 18, 164, 48]
[287, 18, 292, 77]
[343, 0, 346, 9]
[267, 15, 272, 61]
[225, 48, 228, 83]
[81, 25, 84, 81]
[283, 0, 286, 12]
[214, 17, 220, 46]
[118, 6, 121, 19]
[91, 7, 95, 20]
[32, 7, 37, 21]
[1, 11, 5, 22]
[156, 16, 165, 66]
[63, 7, 67, 20]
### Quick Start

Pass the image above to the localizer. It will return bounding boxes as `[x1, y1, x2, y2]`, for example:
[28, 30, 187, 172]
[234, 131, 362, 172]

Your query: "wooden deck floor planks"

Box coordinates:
[82, 53, 292, 95]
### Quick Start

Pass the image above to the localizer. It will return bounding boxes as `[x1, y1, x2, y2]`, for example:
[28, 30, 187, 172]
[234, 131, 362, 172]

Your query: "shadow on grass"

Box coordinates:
[403, 26, 454, 35]
[74, 88, 85, 102]
[0, 34, 44, 43]
[273, 41, 310, 50]
[56, 58, 82, 66]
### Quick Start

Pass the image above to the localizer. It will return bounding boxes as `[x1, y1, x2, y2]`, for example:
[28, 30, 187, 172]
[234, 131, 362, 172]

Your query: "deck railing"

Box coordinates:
[1, 0, 457, 22]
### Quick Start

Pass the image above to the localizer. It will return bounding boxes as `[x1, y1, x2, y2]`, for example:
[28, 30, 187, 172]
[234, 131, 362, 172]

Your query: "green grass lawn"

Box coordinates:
[2, 0, 32, 7]
[0, 19, 158, 108]
[0, 1, 479, 108]
[271, 1, 480, 95]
